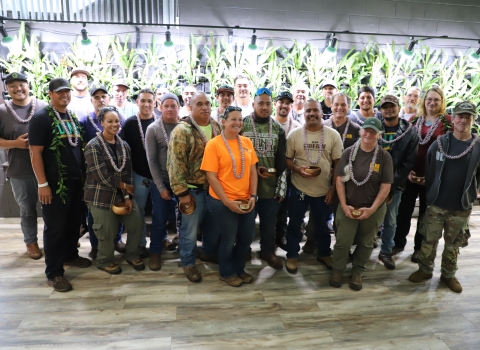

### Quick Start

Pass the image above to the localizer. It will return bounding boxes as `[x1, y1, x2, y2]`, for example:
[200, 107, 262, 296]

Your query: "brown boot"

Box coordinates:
[285, 258, 297, 274]
[148, 253, 162, 271]
[349, 273, 363, 291]
[26, 243, 42, 260]
[184, 266, 202, 283]
[259, 252, 283, 269]
[329, 271, 343, 288]
[409, 269, 433, 283]
[441, 275, 462, 293]
[219, 275, 243, 287]
[317, 255, 333, 269]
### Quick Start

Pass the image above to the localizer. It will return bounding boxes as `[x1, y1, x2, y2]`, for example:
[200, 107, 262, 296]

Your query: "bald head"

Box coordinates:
[190, 92, 212, 120]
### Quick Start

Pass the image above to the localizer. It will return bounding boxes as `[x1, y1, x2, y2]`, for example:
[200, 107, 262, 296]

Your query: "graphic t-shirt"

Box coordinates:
[382, 124, 399, 152]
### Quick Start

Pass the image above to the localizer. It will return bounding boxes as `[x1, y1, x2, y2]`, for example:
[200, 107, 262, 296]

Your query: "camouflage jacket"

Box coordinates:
[167, 116, 222, 197]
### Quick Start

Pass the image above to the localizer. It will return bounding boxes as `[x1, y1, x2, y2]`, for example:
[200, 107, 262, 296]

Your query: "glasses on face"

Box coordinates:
[255, 87, 272, 97]
[425, 98, 441, 103]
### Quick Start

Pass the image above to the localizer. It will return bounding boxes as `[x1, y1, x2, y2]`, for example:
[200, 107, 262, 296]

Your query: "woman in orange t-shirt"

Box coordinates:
[201, 106, 258, 287]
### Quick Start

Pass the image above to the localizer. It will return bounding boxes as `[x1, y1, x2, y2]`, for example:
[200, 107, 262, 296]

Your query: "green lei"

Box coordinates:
[47, 105, 83, 203]
[410, 114, 451, 133]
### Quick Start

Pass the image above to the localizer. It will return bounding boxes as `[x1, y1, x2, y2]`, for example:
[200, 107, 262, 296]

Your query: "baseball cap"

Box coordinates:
[5, 72, 28, 85]
[321, 79, 337, 89]
[453, 101, 477, 116]
[275, 91, 294, 103]
[49, 78, 72, 92]
[112, 79, 129, 89]
[361, 117, 382, 133]
[216, 84, 234, 95]
[161, 92, 180, 104]
[89, 84, 109, 96]
[379, 94, 400, 107]
[70, 67, 90, 78]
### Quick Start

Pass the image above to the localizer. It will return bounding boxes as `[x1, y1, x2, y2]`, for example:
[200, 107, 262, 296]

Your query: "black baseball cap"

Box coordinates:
[90, 84, 109, 96]
[275, 91, 294, 103]
[5, 72, 28, 85]
[49, 78, 72, 92]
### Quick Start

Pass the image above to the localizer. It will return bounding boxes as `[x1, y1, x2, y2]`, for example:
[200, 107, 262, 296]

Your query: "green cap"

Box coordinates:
[361, 117, 382, 133]
[453, 101, 477, 116]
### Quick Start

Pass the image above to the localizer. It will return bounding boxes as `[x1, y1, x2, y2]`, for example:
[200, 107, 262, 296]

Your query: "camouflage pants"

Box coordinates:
[418, 205, 471, 278]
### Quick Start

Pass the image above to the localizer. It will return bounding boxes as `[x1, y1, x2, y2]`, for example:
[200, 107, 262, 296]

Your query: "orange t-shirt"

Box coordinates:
[201, 135, 258, 201]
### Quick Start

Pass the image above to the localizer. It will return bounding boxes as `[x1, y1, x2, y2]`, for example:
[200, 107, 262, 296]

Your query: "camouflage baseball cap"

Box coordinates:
[361, 117, 382, 133]
[379, 94, 400, 107]
[453, 101, 477, 116]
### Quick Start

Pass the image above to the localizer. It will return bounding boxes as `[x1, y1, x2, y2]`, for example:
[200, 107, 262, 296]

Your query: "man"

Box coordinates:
[399, 86, 421, 121]
[233, 75, 254, 118]
[168, 92, 222, 282]
[154, 85, 170, 118]
[111, 79, 139, 120]
[78, 85, 126, 259]
[320, 79, 338, 119]
[324, 93, 361, 149]
[242, 88, 287, 269]
[376, 95, 418, 270]
[409, 101, 480, 293]
[178, 85, 197, 118]
[122, 89, 173, 258]
[29, 77, 91, 292]
[145, 93, 181, 271]
[284, 99, 343, 273]
[273, 91, 301, 250]
[68, 67, 93, 120]
[0, 72, 48, 259]
[211, 84, 235, 121]
[349, 86, 381, 125]
[289, 82, 309, 125]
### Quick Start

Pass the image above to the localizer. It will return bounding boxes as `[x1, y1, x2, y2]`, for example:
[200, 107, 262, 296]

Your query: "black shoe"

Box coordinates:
[275, 236, 287, 252]
[140, 246, 149, 259]
[392, 246, 404, 256]
[115, 241, 126, 254]
[47, 276, 72, 292]
[378, 251, 396, 270]
[200, 253, 218, 264]
[88, 247, 98, 259]
[64, 256, 91, 268]
[127, 259, 145, 271]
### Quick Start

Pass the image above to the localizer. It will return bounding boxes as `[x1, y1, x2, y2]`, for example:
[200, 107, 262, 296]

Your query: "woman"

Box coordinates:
[330, 118, 394, 291]
[84, 106, 145, 274]
[201, 106, 258, 287]
[394, 87, 452, 261]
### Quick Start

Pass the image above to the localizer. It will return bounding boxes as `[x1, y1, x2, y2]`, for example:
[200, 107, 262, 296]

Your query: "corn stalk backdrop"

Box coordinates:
[1, 22, 480, 111]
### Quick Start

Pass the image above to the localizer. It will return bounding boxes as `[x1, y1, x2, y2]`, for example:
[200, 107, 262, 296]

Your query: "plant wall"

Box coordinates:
[1, 22, 480, 110]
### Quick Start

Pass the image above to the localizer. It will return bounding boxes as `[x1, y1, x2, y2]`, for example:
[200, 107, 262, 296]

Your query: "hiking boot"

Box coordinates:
[259, 252, 283, 269]
[26, 243, 42, 260]
[88, 246, 98, 259]
[239, 272, 254, 284]
[115, 240, 126, 253]
[392, 246, 404, 256]
[411, 251, 420, 263]
[200, 253, 219, 264]
[302, 240, 316, 254]
[64, 256, 91, 268]
[349, 273, 363, 291]
[317, 255, 333, 270]
[140, 246, 149, 259]
[184, 265, 202, 283]
[329, 271, 343, 288]
[378, 251, 396, 270]
[441, 275, 463, 293]
[285, 258, 297, 274]
[47, 276, 72, 292]
[219, 275, 243, 287]
[127, 259, 145, 271]
[409, 269, 433, 283]
[148, 253, 162, 271]
[98, 263, 122, 275]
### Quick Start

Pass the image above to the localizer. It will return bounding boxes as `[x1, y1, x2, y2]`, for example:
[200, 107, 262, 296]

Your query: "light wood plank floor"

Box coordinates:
[1, 212, 480, 350]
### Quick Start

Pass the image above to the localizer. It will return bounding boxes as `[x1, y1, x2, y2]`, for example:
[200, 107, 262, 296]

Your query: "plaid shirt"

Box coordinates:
[84, 132, 132, 209]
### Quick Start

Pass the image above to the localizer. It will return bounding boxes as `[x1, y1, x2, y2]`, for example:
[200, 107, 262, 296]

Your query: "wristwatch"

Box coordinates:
[251, 194, 258, 202]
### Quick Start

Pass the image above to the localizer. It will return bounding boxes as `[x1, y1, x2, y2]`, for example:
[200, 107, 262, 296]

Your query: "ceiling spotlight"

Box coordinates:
[324, 33, 337, 57]
[0, 26, 13, 46]
[248, 29, 257, 50]
[402, 38, 417, 58]
[164, 25, 174, 48]
[80, 23, 91, 46]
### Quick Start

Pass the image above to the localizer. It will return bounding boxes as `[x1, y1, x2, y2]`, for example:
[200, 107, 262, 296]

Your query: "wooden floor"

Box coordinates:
[1, 212, 480, 350]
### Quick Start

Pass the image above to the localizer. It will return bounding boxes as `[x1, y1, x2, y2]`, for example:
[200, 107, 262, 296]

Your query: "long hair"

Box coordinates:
[417, 86, 447, 117]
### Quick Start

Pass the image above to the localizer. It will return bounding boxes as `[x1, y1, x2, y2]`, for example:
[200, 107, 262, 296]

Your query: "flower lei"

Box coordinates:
[354, 111, 365, 125]
[411, 114, 451, 143]
[331, 117, 351, 144]
[97, 133, 127, 172]
[303, 125, 325, 165]
[250, 114, 273, 156]
[189, 116, 219, 144]
[437, 134, 478, 160]
[221, 132, 245, 179]
[159, 118, 170, 143]
[5, 97, 37, 123]
[347, 140, 379, 186]
[379, 122, 414, 144]
[47, 105, 83, 203]
[414, 116, 443, 145]
[52, 107, 80, 147]
[137, 112, 157, 150]
[88, 113, 102, 132]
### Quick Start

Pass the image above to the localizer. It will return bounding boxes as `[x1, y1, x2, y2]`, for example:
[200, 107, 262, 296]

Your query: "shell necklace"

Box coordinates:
[354, 111, 365, 125]
[52, 107, 79, 147]
[221, 132, 245, 179]
[5, 97, 37, 123]
[347, 140, 379, 186]
[190, 116, 218, 144]
[88, 113, 102, 132]
[280, 117, 293, 135]
[250, 114, 273, 155]
[437, 135, 478, 160]
[159, 118, 171, 143]
[97, 133, 127, 172]
[137, 112, 157, 150]
[416, 116, 442, 145]
[303, 125, 325, 165]
[332, 118, 351, 144]
[379, 122, 413, 144]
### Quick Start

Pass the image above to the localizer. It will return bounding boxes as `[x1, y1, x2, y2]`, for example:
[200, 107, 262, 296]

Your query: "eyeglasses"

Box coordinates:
[255, 87, 272, 97]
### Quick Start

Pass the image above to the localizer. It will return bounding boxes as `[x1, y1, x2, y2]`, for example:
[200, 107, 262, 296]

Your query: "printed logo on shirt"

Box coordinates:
[304, 142, 325, 150]
[346, 134, 353, 139]
[382, 131, 397, 151]
[56, 121, 77, 139]
[242, 131, 278, 158]
[436, 151, 444, 162]
[372, 163, 380, 172]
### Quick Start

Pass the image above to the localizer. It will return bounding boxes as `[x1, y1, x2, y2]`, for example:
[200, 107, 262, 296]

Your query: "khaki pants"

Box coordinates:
[88, 201, 143, 268]
[332, 203, 386, 276]
[418, 205, 471, 278]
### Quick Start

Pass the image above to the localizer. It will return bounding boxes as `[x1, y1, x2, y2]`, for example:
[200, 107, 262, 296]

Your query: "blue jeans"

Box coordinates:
[381, 189, 403, 255]
[87, 210, 123, 247]
[133, 172, 154, 248]
[9, 177, 39, 244]
[255, 198, 281, 254]
[208, 196, 256, 278]
[179, 190, 220, 267]
[286, 185, 332, 258]
[149, 182, 180, 254]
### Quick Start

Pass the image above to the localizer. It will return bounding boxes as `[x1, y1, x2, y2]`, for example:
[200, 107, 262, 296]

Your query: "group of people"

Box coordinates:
[0, 68, 478, 294]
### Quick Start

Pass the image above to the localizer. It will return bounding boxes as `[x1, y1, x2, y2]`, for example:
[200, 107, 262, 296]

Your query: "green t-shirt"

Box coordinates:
[198, 124, 213, 141]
